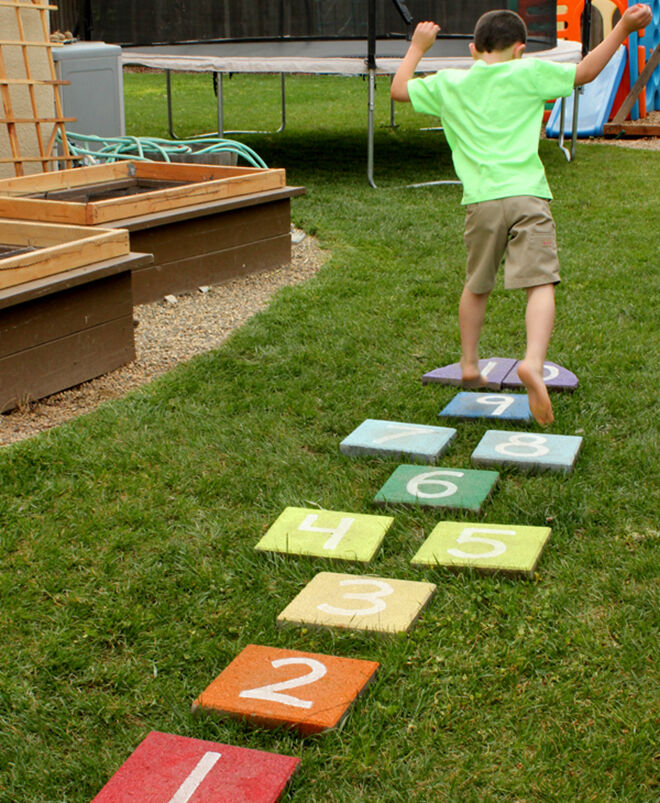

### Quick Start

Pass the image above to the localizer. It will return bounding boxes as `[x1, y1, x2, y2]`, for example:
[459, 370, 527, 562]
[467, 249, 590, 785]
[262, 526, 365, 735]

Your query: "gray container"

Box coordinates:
[53, 41, 125, 147]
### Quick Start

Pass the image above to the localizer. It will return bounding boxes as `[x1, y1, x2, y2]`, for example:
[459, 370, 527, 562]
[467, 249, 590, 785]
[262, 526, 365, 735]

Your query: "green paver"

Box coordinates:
[411, 521, 552, 578]
[374, 465, 499, 513]
[255, 507, 394, 562]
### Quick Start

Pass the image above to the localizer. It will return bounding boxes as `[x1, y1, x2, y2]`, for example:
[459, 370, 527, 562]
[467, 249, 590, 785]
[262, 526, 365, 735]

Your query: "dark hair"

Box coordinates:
[473, 10, 527, 52]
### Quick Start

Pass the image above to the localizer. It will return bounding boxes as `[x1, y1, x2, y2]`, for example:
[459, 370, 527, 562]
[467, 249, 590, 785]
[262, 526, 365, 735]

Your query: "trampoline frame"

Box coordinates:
[123, 38, 583, 187]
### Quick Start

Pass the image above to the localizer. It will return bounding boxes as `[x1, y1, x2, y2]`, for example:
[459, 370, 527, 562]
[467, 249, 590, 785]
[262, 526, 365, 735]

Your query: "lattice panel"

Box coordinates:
[0, 0, 74, 177]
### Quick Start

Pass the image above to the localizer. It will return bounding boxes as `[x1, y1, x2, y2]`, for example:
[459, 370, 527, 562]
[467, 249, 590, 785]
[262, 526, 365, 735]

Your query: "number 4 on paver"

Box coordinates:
[411, 521, 552, 579]
[255, 507, 393, 562]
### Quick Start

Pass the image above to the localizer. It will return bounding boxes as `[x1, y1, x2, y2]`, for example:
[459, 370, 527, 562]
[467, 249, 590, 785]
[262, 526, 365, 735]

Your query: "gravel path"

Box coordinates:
[0, 229, 326, 446]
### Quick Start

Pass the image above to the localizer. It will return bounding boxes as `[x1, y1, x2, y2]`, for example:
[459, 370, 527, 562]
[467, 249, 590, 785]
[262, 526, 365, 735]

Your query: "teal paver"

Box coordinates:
[471, 430, 583, 473]
[340, 419, 456, 463]
[411, 520, 552, 578]
[373, 464, 499, 513]
[439, 392, 532, 422]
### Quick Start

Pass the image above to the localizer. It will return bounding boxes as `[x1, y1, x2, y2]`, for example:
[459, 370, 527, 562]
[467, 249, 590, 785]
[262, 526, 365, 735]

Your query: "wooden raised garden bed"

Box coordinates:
[0, 219, 150, 413]
[0, 219, 129, 290]
[0, 162, 304, 304]
[0, 160, 286, 224]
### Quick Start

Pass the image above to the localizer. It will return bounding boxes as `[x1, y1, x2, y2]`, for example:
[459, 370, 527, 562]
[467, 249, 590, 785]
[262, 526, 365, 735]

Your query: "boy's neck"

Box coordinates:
[470, 41, 526, 64]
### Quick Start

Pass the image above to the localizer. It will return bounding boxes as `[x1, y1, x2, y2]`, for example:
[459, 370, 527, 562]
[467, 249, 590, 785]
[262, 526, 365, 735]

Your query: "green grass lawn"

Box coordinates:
[0, 71, 658, 802]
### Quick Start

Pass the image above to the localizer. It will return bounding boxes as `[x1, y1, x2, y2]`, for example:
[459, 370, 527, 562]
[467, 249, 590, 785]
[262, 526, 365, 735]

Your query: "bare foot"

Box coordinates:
[460, 361, 488, 388]
[517, 359, 554, 425]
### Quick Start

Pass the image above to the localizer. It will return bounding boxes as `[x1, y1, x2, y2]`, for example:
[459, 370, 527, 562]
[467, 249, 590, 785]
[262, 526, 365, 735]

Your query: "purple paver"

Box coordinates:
[422, 357, 518, 390]
[501, 361, 578, 391]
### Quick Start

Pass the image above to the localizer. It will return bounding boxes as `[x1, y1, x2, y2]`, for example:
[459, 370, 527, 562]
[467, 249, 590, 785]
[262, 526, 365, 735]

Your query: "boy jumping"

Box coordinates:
[391, 5, 651, 425]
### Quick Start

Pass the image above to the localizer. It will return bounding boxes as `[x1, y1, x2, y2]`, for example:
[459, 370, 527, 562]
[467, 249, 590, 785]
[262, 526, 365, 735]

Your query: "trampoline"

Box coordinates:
[117, 1, 582, 185]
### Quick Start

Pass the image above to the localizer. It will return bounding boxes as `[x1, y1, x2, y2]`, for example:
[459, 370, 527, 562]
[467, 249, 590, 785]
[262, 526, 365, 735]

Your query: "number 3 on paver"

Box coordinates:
[411, 521, 552, 578]
[277, 571, 436, 633]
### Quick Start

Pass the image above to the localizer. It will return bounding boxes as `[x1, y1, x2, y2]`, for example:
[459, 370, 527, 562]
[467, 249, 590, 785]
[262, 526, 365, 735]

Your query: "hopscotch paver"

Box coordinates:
[373, 464, 499, 513]
[422, 357, 517, 389]
[277, 571, 436, 633]
[422, 357, 578, 391]
[439, 391, 532, 422]
[255, 507, 393, 562]
[502, 361, 578, 392]
[472, 430, 583, 473]
[193, 644, 379, 734]
[339, 419, 456, 463]
[90, 731, 300, 803]
[411, 521, 552, 578]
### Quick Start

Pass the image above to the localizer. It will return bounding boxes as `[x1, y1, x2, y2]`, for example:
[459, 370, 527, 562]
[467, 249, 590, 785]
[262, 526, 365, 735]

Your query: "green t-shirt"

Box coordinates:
[407, 58, 576, 204]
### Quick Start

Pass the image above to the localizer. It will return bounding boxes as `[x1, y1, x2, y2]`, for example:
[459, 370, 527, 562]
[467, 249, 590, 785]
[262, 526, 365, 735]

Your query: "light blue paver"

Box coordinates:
[340, 419, 456, 463]
[471, 430, 583, 473]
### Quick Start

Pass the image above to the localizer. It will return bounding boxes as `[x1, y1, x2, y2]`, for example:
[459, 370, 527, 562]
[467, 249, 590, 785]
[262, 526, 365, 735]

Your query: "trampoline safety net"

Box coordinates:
[53, 1, 557, 48]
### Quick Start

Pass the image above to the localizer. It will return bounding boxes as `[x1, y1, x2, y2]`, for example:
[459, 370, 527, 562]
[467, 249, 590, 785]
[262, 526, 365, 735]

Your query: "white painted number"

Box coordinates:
[239, 657, 327, 709]
[373, 424, 433, 444]
[543, 364, 559, 381]
[476, 395, 514, 416]
[168, 752, 221, 803]
[317, 578, 394, 617]
[447, 527, 516, 560]
[298, 514, 355, 550]
[406, 470, 463, 499]
[480, 360, 498, 378]
[494, 433, 549, 457]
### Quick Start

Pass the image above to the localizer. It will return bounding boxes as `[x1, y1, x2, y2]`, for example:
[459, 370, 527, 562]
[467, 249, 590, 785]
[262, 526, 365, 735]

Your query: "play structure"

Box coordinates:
[549, 0, 660, 140]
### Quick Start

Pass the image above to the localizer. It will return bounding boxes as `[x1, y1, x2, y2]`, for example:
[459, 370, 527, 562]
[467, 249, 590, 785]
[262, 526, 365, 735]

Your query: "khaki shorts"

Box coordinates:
[463, 196, 561, 294]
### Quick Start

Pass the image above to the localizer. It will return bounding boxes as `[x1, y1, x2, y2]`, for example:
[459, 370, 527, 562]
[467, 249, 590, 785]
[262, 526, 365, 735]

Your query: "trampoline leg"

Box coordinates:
[216, 72, 225, 136]
[558, 88, 581, 162]
[277, 73, 286, 133]
[166, 70, 179, 139]
[570, 87, 581, 161]
[368, 68, 377, 188]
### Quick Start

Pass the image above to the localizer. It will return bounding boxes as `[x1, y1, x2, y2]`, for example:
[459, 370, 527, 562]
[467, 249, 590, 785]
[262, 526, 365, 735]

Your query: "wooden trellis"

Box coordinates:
[0, 0, 75, 177]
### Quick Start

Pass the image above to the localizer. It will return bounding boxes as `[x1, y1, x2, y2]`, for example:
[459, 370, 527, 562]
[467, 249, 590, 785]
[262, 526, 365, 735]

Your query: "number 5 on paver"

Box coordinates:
[411, 521, 552, 578]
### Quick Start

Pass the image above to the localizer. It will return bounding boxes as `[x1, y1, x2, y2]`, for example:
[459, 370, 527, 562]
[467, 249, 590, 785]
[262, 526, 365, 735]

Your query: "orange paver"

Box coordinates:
[193, 644, 379, 735]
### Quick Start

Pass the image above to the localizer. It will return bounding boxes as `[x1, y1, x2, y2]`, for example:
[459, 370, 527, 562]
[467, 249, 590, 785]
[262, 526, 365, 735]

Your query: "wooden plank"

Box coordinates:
[0, 227, 130, 288]
[131, 233, 291, 304]
[0, 116, 75, 123]
[0, 219, 121, 245]
[0, 315, 135, 413]
[0, 195, 85, 221]
[0, 40, 60, 47]
[129, 199, 291, 263]
[0, 161, 129, 194]
[89, 170, 287, 223]
[0, 2, 57, 8]
[0, 251, 152, 310]
[133, 161, 269, 182]
[603, 122, 660, 136]
[0, 270, 132, 358]
[111, 186, 306, 231]
[612, 42, 660, 123]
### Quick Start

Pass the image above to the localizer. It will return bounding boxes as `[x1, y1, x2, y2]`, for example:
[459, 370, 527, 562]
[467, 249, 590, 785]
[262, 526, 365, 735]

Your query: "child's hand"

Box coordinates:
[621, 3, 652, 33]
[411, 21, 441, 54]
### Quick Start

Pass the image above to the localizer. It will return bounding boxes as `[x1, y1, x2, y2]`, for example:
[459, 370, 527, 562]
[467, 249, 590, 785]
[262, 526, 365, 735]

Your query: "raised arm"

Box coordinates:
[391, 21, 441, 102]
[574, 3, 652, 86]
